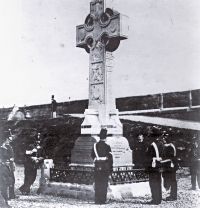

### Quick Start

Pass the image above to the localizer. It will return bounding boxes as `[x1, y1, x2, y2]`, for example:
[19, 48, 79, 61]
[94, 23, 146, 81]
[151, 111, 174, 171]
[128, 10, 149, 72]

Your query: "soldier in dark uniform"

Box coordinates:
[19, 133, 43, 195]
[91, 128, 113, 204]
[1, 131, 17, 200]
[0, 138, 14, 205]
[189, 134, 200, 190]
[146, 126, 164, 205]
[161, 132, 178, 200]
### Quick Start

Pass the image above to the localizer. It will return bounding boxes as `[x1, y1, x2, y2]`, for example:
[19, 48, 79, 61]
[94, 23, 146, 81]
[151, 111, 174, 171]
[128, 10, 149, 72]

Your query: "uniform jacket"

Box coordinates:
[0, 146, 14, 186]
[145, 139, 164, 172]
[91, 140, 113, 173]
[162, 143, 178, 171]
[25, 144, 43, 169]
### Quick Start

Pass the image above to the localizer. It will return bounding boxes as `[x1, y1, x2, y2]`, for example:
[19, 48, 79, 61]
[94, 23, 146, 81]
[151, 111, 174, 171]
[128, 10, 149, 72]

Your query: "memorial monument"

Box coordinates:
[71, 0, 132, 167]
[40, 1, 148, 199]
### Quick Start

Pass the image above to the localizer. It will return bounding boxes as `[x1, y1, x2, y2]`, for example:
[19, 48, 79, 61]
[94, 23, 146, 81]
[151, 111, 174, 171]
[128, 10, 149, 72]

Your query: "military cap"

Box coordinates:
[99, 128, 107, 140]
[151, 126, 161, 137]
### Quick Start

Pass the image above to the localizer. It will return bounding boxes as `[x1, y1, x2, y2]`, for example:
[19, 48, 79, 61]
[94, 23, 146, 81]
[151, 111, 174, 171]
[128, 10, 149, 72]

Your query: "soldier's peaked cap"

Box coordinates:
[99, 128, 107, 140]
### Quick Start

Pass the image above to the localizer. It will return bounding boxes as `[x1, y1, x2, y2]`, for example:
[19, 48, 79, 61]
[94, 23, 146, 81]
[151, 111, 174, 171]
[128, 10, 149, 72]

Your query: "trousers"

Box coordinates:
[149, 171, 162, 204]
[94, 171, 109, 204]
[19, 165, 37, 194]
[190, 161, 200, 189]
[163, 170, 177, 199]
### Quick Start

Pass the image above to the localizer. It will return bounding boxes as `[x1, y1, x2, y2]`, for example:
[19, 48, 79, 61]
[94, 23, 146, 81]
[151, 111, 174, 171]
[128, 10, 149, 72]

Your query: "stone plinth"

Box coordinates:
[81, 109, 123, 135]
[41, 181, 150, 201]
[71, 136, 97, 165]
[71, 135, 132, 167]
[106, 136, 132, 166]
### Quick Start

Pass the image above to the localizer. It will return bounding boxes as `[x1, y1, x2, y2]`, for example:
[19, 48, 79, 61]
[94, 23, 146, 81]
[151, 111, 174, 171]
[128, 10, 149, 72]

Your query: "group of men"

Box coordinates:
[145, 126, 178, 205]
[92, 126, 200, 205]
[91, 127, 178, 205]
[0, 126, 199, 206]
[0, 130, 43, 206]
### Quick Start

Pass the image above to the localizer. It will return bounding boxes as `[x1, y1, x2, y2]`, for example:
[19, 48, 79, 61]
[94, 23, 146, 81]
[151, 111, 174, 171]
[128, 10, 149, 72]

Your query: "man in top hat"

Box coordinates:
[91, 128, 113, 204]
[145, 126, 164, 205]
[1, 130, 17, 199]
[161, 131, 178, 201]
[51, 95, 57, 118]
[189, 134, 200, 190]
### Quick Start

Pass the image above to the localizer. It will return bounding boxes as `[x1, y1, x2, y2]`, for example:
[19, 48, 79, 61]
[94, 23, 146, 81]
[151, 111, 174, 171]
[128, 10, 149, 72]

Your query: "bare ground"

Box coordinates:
[8, 165, 200, 208]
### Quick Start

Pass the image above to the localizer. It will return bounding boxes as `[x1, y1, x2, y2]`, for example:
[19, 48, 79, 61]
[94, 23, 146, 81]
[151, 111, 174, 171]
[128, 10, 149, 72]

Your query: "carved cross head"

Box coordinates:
[76, 0, 128, 53]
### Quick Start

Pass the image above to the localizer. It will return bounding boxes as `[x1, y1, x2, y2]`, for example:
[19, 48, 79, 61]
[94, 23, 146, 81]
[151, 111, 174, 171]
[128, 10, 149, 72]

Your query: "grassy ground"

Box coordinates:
[7, 165, 200, 208]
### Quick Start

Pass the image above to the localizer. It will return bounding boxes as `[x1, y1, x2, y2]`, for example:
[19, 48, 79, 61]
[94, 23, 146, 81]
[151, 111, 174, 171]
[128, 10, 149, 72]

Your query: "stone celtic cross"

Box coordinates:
[76, 0, 128, 135]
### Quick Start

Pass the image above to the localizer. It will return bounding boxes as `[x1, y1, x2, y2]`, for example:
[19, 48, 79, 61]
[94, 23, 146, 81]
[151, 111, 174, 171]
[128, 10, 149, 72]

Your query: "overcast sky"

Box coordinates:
[0, 0, 200, 107]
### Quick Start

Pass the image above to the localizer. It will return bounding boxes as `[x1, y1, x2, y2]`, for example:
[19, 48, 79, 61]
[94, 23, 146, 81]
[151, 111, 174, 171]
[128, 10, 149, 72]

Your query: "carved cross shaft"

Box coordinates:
[76, 0, 127, 112]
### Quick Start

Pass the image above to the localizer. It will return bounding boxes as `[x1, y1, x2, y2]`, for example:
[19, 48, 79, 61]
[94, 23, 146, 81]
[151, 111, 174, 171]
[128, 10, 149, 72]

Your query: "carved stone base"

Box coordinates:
[81, 108, 123, 135]
[70, 136, 97, 165]
[70, 135, 132, 167]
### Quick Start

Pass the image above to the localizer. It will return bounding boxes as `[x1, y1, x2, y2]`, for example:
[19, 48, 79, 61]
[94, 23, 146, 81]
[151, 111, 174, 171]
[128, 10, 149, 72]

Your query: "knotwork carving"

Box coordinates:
[91, 84, 104, 103]
[91, 63, 103, 83]
[91, 41, 104, 62]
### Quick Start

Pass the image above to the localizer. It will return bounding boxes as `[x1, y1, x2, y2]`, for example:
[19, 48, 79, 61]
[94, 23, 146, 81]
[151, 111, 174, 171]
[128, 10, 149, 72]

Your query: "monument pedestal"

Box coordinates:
[70, 108, 132, 167]
[70, 103, 132, 167]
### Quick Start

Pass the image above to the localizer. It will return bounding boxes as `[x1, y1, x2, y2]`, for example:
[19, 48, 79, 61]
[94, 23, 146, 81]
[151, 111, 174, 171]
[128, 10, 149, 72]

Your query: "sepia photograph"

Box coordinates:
[0, 0, 200, 207]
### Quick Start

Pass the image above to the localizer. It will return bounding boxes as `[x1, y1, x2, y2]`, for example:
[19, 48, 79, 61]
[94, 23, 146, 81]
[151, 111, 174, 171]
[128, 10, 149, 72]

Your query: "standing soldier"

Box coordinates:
[91, 128, 113, 204]
[189, 134, 200, 190]
[0, 139, 13, 206]
[1, 131, 17, 199]
[51, 95, 57, 118]
[146, 126, 164, 205]
[161, 132, 178, 201]
[19, 132, 43, 195]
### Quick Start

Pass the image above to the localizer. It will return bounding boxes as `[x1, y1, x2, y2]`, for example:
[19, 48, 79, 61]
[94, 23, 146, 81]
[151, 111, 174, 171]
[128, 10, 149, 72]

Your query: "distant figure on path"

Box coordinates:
[161, 132, 178, 201]
[51, 95, 57, 118]
[189, 134, 200, 190]
[91, 128, 113, 204]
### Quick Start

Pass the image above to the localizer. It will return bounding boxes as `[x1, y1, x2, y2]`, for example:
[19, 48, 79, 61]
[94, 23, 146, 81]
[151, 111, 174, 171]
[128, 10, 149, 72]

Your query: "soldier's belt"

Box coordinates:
[94, 157, 107, 161]
[160, 159, 175, 168]
[152, 157, 162, 168]
[160, 159, 172, 163]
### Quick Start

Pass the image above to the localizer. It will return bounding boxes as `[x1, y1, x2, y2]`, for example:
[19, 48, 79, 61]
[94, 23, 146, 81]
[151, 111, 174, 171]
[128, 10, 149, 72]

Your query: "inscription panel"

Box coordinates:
[107, 136, 132, 166]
